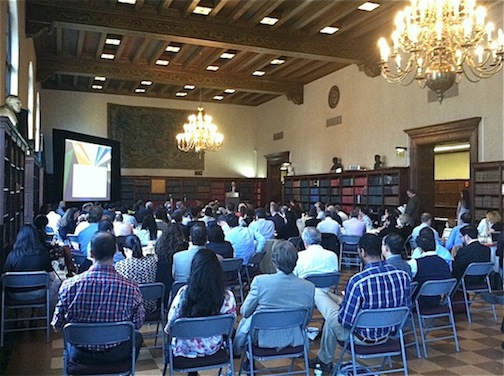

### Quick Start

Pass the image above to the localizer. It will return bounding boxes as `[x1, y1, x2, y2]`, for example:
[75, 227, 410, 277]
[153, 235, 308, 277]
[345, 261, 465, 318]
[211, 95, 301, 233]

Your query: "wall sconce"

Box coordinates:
[395, 146, 407, 157]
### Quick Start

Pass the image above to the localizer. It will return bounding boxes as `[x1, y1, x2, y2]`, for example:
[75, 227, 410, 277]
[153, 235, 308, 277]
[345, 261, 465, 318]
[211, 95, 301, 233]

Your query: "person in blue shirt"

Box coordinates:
[444, 212, 472, 252]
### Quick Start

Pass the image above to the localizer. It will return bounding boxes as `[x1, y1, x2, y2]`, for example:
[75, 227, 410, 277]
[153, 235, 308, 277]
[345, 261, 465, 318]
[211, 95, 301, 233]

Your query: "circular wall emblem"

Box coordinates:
[328, 85, 340, 109]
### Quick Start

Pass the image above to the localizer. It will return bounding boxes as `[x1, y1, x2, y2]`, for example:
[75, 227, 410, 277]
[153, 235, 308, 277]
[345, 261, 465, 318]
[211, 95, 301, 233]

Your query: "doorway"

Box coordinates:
[264, 151, 290, 205]
[405, 117, 480, 216]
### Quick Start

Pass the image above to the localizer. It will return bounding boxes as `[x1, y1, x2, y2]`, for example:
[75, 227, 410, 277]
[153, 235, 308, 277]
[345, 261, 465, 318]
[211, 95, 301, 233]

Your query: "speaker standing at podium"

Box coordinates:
[226, 181, 239, 209]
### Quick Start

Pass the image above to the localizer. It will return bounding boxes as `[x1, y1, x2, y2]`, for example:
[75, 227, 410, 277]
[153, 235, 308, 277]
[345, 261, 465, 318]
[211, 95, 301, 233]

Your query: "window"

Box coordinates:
[6, 0, 19, 96]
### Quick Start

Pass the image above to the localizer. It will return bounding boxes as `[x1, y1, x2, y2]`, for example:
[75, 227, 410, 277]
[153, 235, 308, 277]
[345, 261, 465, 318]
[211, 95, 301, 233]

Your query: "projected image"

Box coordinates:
[63, 139, 112, 201]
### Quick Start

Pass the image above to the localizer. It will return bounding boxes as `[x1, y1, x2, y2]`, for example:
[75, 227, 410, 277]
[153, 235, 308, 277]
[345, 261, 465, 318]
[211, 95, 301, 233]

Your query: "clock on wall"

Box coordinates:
[328, 85, 340, 109]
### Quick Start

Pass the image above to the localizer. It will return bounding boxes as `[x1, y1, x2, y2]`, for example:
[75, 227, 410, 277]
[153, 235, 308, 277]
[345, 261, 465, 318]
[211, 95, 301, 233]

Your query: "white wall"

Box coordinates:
[255, 64, 504, 177]
[41, 90, 258, 177]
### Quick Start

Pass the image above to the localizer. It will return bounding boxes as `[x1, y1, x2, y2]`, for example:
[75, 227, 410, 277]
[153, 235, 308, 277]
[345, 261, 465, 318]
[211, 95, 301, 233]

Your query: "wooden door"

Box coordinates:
[264, 152, 290, 205]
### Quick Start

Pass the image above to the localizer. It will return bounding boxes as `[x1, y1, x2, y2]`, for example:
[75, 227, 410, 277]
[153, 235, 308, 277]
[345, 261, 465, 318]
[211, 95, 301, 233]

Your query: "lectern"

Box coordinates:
[225, 192, 240, 208]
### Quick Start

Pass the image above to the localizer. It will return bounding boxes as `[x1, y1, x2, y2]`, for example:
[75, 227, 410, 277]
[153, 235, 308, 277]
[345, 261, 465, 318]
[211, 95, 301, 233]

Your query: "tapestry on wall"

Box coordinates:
[107, 103, 204, 170]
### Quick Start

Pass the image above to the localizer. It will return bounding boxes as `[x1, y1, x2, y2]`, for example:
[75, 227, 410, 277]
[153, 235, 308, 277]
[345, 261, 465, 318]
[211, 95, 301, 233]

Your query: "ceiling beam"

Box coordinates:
[36, 55, 304, 104]
[26, 1, 366, 64]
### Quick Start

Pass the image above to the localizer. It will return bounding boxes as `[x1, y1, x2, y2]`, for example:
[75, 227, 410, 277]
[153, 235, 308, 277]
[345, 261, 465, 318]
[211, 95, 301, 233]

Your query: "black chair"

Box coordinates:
[1, 271, 51, 347]
[415, 278, 460, 357]
[456, 261, 497, 323]
[244, 251, 266, 287]
[238, 308, 311, 376]
[221, 257, 245, 303]
[139, 283, 165, 351]
[63, 321, 137, 376]
[321, 232, 340, 254]
[334, 307, 411, 376]
[164, 314, 235, 376]
[288, 236, 305, 251]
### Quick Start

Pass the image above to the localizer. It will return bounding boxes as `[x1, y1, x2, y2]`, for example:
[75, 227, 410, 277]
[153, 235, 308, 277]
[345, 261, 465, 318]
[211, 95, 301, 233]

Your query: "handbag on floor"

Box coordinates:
[335, 361, 377, 376]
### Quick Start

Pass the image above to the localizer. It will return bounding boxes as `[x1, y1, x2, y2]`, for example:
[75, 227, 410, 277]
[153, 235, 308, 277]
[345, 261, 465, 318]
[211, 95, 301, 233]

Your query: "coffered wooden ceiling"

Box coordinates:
[26, 0, 406, 106]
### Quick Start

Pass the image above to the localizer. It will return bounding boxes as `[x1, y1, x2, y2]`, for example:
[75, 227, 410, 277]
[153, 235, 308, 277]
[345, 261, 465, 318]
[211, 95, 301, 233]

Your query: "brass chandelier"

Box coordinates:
[176, 101, 223, 153]
[378, 0, 504, 103]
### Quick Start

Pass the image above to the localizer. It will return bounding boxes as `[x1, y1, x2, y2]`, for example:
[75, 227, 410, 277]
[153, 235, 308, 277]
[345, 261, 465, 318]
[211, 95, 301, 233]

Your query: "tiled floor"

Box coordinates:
[1, 269, 503, 375]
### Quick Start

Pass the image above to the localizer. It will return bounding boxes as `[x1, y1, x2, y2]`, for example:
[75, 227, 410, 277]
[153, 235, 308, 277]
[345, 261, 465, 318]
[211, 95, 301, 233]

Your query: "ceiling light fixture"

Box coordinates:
[193, 6, 213, 15]
[434, 143, 470, 152]
[260, 16, 279, 26]
[118, 0, 136, 4]
[105, 38, 121, 46]
[177, 89, 223, 154]
[213, 95, 224, 101]
[252, 70, 266, 76]
[358, 2, 380, 12]
[320, 26, 339, 35]
[155, 59, 169, 66]
[176, 92, 188, 97]
[135, 88, 146, 93]
[206, 65, 220, 71]
[184, 85, 196, 90]
[220, 52, 236, 59]
[94, 76, 106, 81]
[140, 80, 152, 86]
[378, 0, 504, 103]
[91, 85, 103, 90]
[165, 45, 181, 53]
[100, 53, 115, 60]
[224, 89, 236, 94]
[271, 58, 286, 65]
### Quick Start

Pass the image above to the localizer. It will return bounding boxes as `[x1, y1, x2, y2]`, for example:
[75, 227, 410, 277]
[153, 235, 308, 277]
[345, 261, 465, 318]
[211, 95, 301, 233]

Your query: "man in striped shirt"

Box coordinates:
[310, 233, 411, 373]
[52, 231, 145, 364]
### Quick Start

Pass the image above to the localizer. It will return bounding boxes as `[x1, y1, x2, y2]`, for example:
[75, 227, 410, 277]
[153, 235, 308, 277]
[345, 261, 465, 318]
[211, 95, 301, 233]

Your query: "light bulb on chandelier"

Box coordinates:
[176, 90, 224, 154]
[378, 0, 504, 103]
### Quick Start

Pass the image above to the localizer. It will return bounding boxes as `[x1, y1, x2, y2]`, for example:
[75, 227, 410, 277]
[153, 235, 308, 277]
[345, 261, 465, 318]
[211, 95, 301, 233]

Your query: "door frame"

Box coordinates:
[264, 151, 290, 205]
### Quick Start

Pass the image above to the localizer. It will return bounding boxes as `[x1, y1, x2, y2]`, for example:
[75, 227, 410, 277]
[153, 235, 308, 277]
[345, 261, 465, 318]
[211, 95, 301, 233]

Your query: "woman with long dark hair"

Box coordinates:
[155, 223, 188, 304]
[165, 249, 236, 369]
[115, 234, 157, 312]
[456, 189, 471, 226]
[57, 207, 79, 241]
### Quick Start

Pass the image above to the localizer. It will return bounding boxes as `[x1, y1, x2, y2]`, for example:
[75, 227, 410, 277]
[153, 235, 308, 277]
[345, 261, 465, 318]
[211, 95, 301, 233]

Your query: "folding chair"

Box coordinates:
[404, 234, 414, 257]
[168, 281, 187, 307]
[1, 271, 50, 347]
[63, 321, 136, 376]
[339, 235, 361, 270]
[288, 236, 304, 251]
[164, 314, 235, 376]
[221, 257, 245, 304]
[404, 281, 421, 358]
[244, 251, 266, 287]
[456, 261, 498, 323]
[334, 307, 411, 376]
[139, 283, 165, 351]
[305, 272, 340, 293]
[238, 308, 311, 376]
[415, 278, 460, 357]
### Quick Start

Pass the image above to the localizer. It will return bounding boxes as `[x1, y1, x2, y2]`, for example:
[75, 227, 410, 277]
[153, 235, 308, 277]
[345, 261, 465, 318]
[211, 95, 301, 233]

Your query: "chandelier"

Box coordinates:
[176, 105, 223, 153]
[378, 0, 504, 103]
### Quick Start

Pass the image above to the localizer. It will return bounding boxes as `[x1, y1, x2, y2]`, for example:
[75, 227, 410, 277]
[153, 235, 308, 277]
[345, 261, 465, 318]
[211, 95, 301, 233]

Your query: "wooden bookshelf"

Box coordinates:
[284, 168, 409, 212]
[1, 117, 29, 267]
[24, 155, 44, 223]
[121, 176, 266, 207]
[471, 161, 504, 220]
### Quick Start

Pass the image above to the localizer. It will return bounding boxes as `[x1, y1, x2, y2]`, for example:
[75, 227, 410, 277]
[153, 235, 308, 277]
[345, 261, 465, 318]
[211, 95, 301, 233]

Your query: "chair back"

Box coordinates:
[249, 308, 310, 331]
[305, 272, 340, 290]
[288, 236, 304, 251]
[169, 281, 187, 306]
[340, 235, 360, 248]
[63, 321, 136, 375]
[410, 281, 419, 299]
[67, 234, 79, 250]
[404, 234, 414, 256]
[352, 306, 410, 332]
[417, 278, 457, 297]
[139, 282, 165, 301]
[321, 233, 339, 252]
[248, 251, 265, 266]
[2, 271, 50, 290]
[462, 262, 494, 278]
[170, 313, 235, 339]
[221, 257, 243, 273]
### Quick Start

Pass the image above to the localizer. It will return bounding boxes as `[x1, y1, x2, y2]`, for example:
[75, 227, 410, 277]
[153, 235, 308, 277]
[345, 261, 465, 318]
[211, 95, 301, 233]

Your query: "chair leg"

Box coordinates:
[417, 313, 429, 358]
[162, 362, 168, 376]
[449, 309, 460, 352]
[409, 313, 421, 358]
[464, 291, 472, 323]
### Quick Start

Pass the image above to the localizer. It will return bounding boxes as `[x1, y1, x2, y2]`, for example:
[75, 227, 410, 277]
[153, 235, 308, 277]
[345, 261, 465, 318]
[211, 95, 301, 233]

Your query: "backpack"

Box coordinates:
[490, 271, 504, 291]
[335, 361, 378, 376]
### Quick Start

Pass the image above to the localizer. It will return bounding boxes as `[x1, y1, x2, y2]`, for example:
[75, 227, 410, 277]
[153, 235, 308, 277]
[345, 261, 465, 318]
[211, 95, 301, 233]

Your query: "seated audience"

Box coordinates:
[172, 223, 207, 282]
[277, 210, 300, 240]
[477, 210, 502, 238]
[444, 212, 472, 252]
[206, 225, 233, 258]
[233, 240, 315, 356]
[248, 207, 275, 240]
[57, 207, 79, 241]
[411, 212, 442, 247]
[218, 214, 265, 265]
[115, 234, 158, 313]
[113, 213, 134, 237]
[77, 206, 103, 252]
[317, 211, 342, 238]
[409, 229, 452, 309]
[342, 209, 366, 236]
[358, 207, 373, 232]
[154, 208, 169, 233]
[452, 226, 491, 284]
[268, 202, 286, 234]
[165, 248, 236, 375]
[411, 226, 453, 270]
[382, 233, 412, 277]
[136, 214, 157, 246]
[293, 227, 338, 278]
[310, 233, 410, 373]
[51, 232, 145, 365]
[304, 206, 321, 228]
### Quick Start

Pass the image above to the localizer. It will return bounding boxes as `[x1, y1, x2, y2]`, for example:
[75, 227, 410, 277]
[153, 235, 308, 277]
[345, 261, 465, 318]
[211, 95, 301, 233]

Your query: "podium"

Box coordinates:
[225, 192, 240, 208]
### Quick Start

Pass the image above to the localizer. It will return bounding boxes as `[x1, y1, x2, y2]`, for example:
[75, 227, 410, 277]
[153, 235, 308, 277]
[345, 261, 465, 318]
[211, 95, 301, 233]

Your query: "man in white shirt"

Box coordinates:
[411, 212, 442, 247]
[248, 207, 275, 239]
[317, 211, 342, 238]
[342, 209, 366, 236]
[294, 227, 339, 279]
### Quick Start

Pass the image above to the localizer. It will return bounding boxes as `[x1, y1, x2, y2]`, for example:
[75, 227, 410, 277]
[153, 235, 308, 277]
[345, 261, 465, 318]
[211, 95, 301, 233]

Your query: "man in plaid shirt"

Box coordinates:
[52, 231, 145, 364]
[309, 233, 411, 373]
